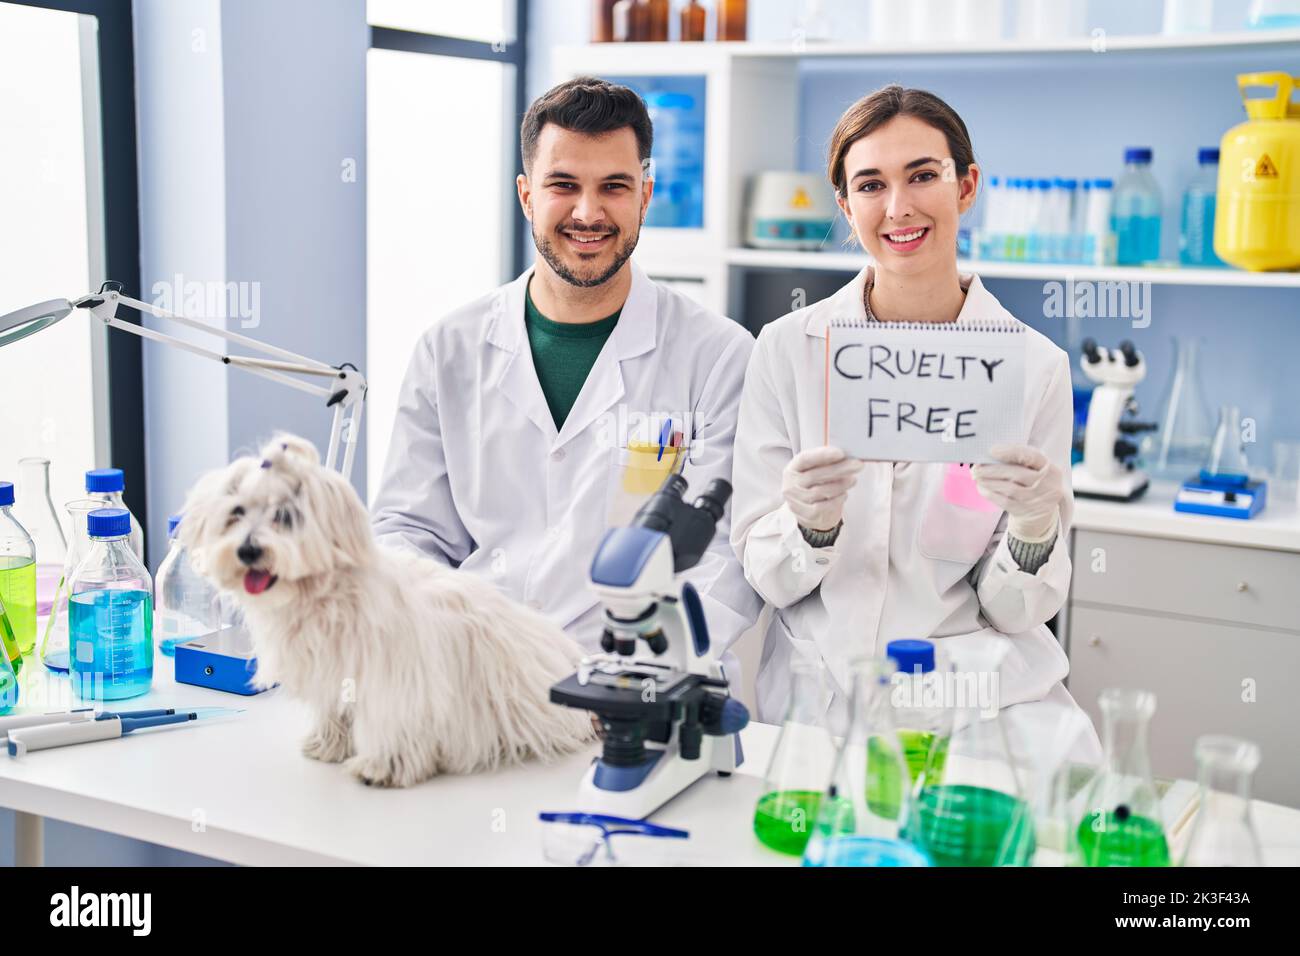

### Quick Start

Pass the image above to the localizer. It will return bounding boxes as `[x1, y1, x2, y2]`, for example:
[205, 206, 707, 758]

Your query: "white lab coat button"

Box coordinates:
[551, 449, 566, 462]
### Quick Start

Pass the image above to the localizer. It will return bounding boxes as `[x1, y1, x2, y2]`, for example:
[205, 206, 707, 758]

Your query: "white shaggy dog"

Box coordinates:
[178, 434, 594, 787]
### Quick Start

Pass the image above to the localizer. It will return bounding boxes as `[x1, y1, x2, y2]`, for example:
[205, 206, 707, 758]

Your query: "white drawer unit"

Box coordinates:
[1067, 530, 1300, 808]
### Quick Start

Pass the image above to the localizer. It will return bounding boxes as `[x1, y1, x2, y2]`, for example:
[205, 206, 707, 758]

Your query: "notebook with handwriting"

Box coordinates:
[824, 318, 1026, 463]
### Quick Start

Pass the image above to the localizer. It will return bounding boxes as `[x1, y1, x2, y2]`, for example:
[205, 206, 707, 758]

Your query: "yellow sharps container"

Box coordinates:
[1215, 72, 1300, 272]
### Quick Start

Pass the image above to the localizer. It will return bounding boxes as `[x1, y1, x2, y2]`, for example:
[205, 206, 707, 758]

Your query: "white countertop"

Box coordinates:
[1072, 480, 1300, 552]
[2, 657, 1297, 866]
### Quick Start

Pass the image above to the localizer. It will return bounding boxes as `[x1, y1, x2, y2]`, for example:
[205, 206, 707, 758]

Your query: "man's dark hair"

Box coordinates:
[520, 76, 653, 175]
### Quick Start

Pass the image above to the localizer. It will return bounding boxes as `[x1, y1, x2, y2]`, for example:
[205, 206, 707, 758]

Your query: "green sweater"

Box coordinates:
[524, 281, 621, 430]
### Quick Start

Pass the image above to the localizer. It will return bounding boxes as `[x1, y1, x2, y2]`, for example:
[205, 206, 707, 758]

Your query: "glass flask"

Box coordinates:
[1181, 736, 1264, 867]
[1146, 336, 1214, 480]
[40, 499, 102, 673]
[0, 594, 20, 713]
[906, 637, 1037, 867]
[0, 481, 36, 665]
[803, 658, 931, 867]
[885, 639, 953, 785]
[15, 457, 67, 618]
[84, 468, 144, 560]
[1074, 688, 1170, 866]
[154, 513, 221, 656]
[1204, 406, 1250, 481]
[68, 508, 154, 701]
[753, 657, 835, 855]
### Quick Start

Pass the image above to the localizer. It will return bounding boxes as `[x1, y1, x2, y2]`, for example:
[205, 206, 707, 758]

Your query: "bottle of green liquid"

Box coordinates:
[0, 481, 36, 666]
[885, 640, 953, 784]
[1074, 688, 1170, 867]
[753, 658, 834, 855]
[0, 594, 20, 713]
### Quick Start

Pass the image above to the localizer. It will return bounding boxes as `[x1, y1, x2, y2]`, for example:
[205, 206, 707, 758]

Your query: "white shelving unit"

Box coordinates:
[726, 246, 1300, 287]
[554, 31, 1300, 315]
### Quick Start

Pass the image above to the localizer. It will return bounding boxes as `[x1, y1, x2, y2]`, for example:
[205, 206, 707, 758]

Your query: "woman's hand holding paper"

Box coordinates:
[782, 446, 865, 533]
[971, 443, 1064, 543]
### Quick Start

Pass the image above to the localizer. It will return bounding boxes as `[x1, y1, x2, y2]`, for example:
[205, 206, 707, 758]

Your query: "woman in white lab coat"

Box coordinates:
[731, 85, 1100, 760]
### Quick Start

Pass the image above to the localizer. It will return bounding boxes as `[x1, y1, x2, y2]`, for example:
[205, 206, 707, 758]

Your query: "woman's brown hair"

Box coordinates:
[827, 85, 975, 198]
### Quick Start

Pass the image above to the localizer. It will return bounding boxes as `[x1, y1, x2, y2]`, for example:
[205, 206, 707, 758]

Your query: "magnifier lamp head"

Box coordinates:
[0, 299, 73, 347]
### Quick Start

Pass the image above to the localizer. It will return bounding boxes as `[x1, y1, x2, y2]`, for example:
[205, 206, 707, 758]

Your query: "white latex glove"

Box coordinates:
[782, 446, 865, 533]
[971, 443, 1064, 543]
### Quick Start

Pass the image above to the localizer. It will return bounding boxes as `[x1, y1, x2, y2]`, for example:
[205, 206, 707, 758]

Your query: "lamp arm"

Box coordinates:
[73, 285, 366, 479]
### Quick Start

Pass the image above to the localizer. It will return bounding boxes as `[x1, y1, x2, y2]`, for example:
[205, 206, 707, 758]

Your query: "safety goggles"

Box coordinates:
[538, 812, 689, 866]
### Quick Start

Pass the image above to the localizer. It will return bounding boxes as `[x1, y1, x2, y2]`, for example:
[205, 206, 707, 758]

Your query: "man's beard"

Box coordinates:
[533, 223, 640, 289]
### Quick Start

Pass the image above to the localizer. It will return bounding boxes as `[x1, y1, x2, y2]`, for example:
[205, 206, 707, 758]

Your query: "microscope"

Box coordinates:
[1072, 338, 1158, 501]
[550, 473, 750, 819]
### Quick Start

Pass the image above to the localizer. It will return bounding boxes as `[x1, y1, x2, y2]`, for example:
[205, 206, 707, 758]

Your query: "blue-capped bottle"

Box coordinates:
[885, 639, 954, 785]
[1180, 147, 1226, 267]
[1112, 147, 1163, 265]
[84, 468, 144, 560]
[0, 481, 35, 670]
[154, 513, 220, 656]
[68, 508, 154, 700]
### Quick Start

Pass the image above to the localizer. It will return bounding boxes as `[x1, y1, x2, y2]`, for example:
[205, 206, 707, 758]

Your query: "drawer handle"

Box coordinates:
[1088, 634, 1102, 647]
[1237, 581, 1248, 593]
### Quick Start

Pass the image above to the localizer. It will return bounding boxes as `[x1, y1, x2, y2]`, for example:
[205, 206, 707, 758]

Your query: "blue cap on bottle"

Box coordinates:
[168, 513, 183, 537]
[1036, 178, 1052, 190]
[85, 468, 125, 493]
[887, 639, 935, 675]
[87, 508, 131, 539]
[1124, 147, 1153, 165]
[1092, 177, 1114, 189]
[1060, 178, 1078, 189]
[0, 482, 13, 507]
[1198, 147, 1219, 165]
[989, 176, 1001, 186]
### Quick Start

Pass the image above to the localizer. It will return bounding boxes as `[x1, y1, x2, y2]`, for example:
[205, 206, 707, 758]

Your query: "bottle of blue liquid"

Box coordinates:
[68, 508, 154, 701]
[1180, 148, 1226, 268]
[1112, 147, 1163, 265]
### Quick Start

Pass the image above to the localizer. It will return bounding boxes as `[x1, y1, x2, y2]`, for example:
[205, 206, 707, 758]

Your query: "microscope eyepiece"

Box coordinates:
[1082, 338, 1101, 363]
[692, 478, 732, 523]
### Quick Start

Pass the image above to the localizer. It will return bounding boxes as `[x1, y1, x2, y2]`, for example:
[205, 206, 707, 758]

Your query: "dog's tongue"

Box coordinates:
[244, 569, 274, 594]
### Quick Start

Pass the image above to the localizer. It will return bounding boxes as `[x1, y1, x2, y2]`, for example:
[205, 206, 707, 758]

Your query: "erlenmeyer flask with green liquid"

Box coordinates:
[803, 657, 930, 867]
[753, 657, 835, 856]
[1073, 688, 1170, 867]
[905, 636, 1036, 867]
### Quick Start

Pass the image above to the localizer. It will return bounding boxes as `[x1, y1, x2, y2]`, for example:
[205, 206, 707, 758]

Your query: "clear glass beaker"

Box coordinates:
[906, 637, 1037, 867]
[803, 657, 931, 867]
[40, 498, 103, 673]
[68, 508, 154, 701]
[1073, 688, 1171, 866]
[1147, 336, 1214, 480]
[753, 658, 835, 856]
[1204, 406, 1250, 481]
[1181, 736, 1263, 867]
[15, 457, 67, 618]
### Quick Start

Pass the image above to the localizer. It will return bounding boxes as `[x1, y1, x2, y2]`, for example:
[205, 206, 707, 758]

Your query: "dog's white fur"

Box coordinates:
[178, 434, 594, 787]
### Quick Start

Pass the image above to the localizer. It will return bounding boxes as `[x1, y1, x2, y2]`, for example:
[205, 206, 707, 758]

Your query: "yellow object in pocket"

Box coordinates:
[621, 440, 682, 495]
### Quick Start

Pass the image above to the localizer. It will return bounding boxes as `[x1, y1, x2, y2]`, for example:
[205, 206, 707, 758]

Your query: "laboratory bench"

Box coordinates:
[1, 654, 1298, 867]
[1066, 480, 1300, 808]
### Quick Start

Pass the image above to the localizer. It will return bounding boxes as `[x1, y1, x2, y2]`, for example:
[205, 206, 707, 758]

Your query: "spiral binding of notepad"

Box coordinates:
[827, 317, 1025, 333]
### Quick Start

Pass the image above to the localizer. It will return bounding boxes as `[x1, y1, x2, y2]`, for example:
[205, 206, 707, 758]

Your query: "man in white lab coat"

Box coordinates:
[371, 77, 761, 668]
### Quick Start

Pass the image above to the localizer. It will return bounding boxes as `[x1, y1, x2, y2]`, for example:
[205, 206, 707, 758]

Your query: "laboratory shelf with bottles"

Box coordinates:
[555, 28, 1300, 311]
